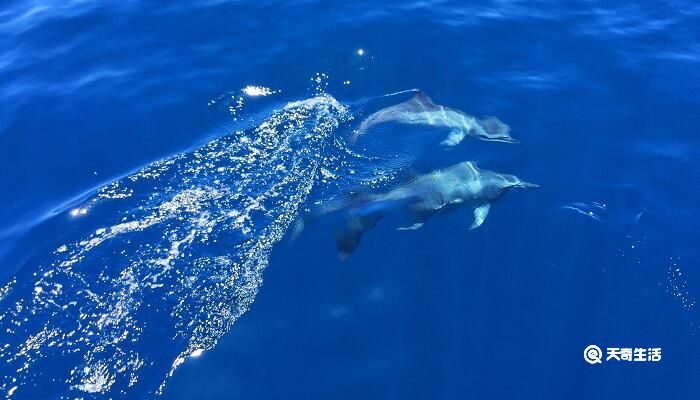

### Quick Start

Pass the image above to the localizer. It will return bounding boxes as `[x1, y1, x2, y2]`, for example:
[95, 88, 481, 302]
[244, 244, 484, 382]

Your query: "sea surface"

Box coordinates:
[1, 1, 699, 399]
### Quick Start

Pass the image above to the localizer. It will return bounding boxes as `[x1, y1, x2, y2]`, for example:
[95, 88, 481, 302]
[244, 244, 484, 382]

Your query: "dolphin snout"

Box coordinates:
[483, 136, 521, 144]
[500, 137, 521, 144]
[516, 181, 540, 189]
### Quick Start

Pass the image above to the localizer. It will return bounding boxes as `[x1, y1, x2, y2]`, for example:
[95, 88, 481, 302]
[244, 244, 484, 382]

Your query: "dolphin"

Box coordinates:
[350, 91, 518, 146]
[333, 161, 537, 258]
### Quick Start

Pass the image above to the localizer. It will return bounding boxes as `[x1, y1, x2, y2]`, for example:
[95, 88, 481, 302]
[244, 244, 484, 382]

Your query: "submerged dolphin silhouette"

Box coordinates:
[350, 91, 518, 146]
[334, 161, 537, 258]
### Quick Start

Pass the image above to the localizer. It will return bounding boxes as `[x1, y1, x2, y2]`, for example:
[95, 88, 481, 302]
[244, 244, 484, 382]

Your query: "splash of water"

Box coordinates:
[0, 94, 374, 398]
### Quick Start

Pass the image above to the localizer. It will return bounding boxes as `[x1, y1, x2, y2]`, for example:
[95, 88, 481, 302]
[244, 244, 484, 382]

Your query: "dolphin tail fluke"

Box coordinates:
[349, 127, 366, 144]
[335, 212, 383, 260]
[349, 115, 377, 144]
[288, 217, 306, 241]
[288, 210, 323, 242]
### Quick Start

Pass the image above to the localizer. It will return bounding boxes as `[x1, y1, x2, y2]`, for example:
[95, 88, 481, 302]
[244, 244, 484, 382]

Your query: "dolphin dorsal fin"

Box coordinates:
[411, 90, 436, 108]
[462, 161, 480, 175]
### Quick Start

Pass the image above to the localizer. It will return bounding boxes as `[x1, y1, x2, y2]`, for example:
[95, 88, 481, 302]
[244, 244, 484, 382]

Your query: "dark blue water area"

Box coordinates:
[1, 1, 700, 399]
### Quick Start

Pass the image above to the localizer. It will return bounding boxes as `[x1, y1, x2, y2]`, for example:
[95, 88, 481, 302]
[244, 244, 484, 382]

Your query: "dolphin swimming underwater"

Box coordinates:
[350, 91, 518, 146]
[332, 161, 538, 258]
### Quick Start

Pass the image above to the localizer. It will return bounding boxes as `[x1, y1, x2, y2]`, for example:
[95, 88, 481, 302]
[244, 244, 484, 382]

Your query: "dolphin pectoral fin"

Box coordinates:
[470, 204, 491, 230]
[397, 222, 424, 231]
[397, 208, 437, 231]
[440, 129, 466, 147]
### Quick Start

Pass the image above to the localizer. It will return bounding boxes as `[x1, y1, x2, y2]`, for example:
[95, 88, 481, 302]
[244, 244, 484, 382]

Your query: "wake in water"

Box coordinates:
[0, 93, 388, 398]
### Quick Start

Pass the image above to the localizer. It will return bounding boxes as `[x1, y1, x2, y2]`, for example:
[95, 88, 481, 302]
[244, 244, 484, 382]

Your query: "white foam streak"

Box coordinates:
[0, 94, 351, 398]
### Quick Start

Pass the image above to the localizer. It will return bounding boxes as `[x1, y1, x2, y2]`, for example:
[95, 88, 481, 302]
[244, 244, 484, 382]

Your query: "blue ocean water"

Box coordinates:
[1, 1, 699, 399]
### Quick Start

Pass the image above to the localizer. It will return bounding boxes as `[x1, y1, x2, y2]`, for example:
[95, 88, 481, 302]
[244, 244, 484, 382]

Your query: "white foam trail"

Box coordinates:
[0, 94, 354, 398]
[377, 88, 421, 98]
[560, 204, 602, 221]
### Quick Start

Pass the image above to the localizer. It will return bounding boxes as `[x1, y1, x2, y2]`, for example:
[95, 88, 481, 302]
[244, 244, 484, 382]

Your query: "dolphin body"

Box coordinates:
[350, 91, 518, 146]
[333, 161, 538, 258]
